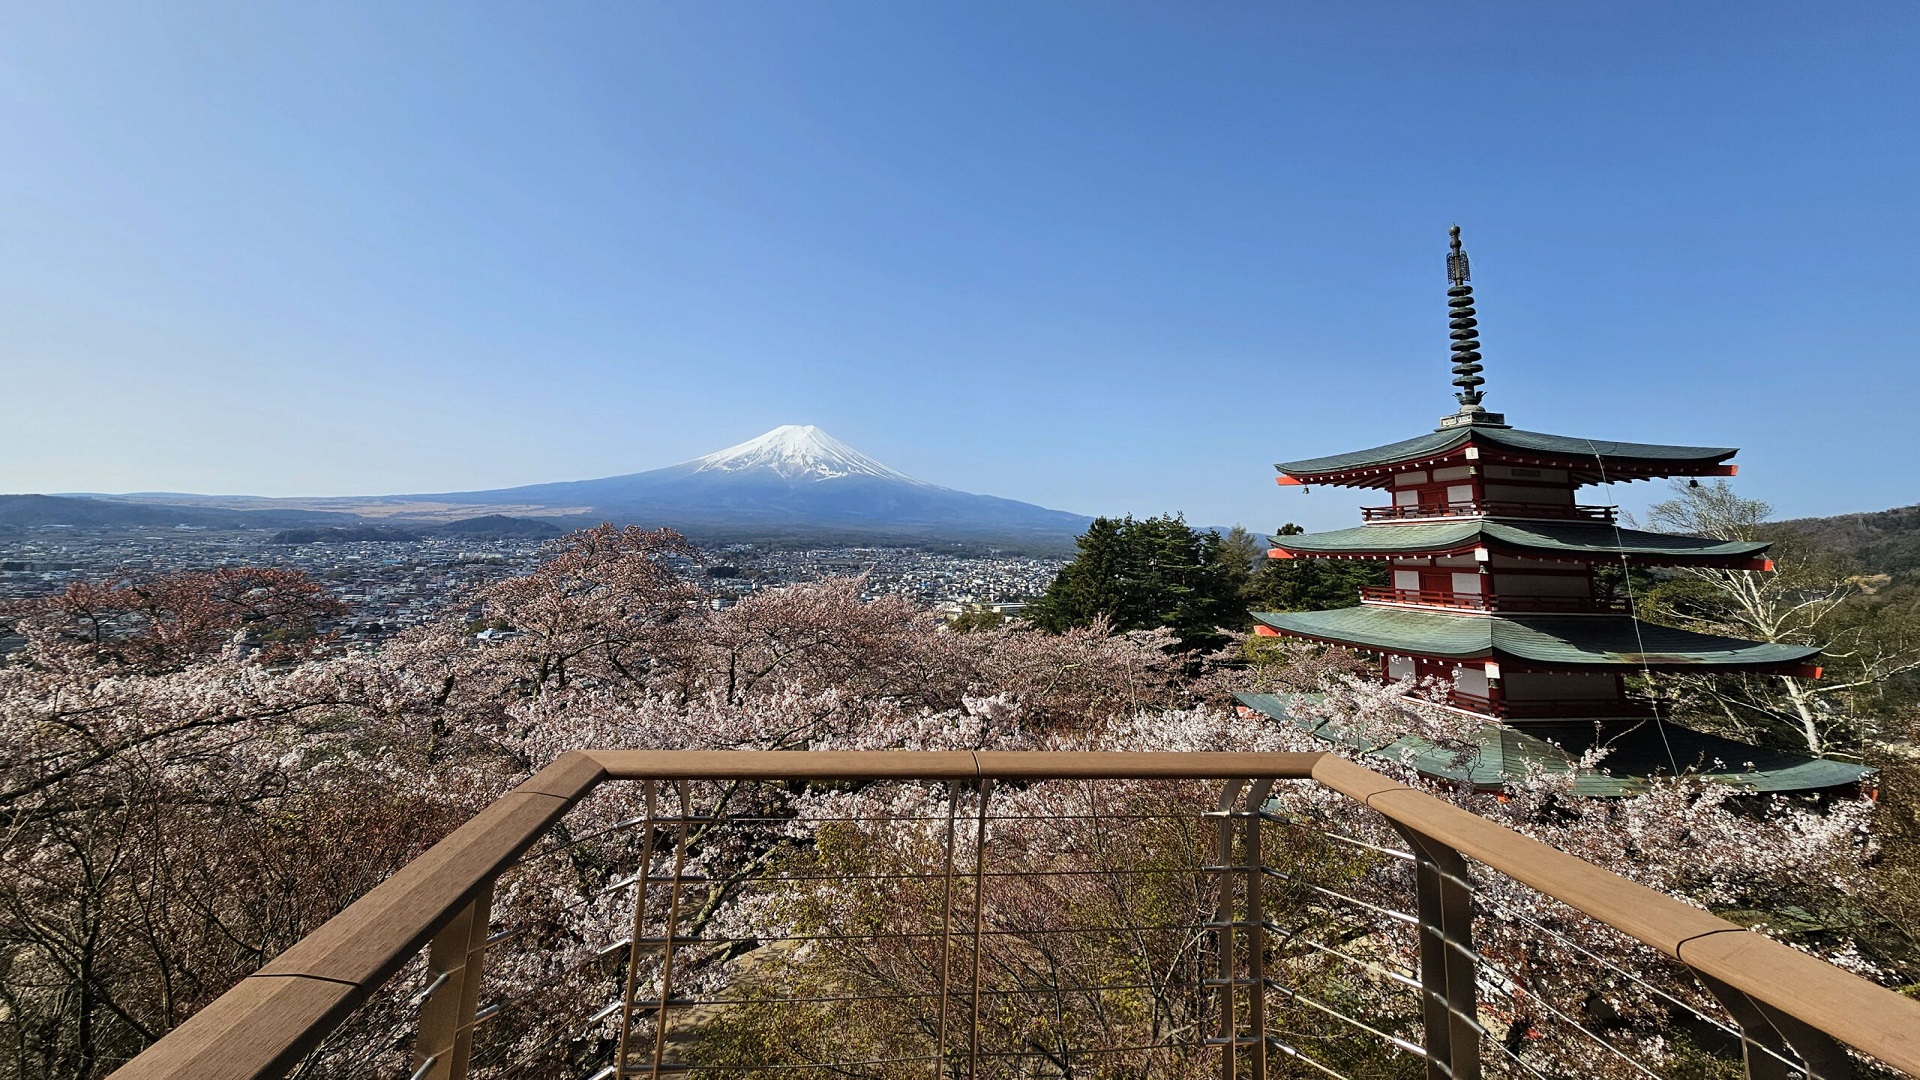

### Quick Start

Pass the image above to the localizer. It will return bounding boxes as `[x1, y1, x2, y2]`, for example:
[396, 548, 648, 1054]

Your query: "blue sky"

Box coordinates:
[2, 2, 1915, 533]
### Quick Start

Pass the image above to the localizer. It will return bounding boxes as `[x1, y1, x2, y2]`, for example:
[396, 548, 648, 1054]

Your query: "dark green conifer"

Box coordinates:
[1027, 514, 1245, 649]
[1242, 524, 1385, 612]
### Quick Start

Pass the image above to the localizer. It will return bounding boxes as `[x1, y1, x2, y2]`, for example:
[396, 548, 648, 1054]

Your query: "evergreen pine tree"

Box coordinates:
[1027, 514, 1247, 649]
[1243, 523, 1385, 612]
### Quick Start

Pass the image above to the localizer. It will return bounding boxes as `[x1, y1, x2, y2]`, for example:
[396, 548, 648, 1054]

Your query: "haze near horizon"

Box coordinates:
[2, 3, 1916, 533]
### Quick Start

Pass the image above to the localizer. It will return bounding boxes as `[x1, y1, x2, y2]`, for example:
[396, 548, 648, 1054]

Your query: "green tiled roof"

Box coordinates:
[1275, 424, 1737, 478]
[1234, 692, 1870, 796]
[1277, 428, 1466, 476]
[1252, 606, 1819, 671]
[1274, 520, 1770, 563]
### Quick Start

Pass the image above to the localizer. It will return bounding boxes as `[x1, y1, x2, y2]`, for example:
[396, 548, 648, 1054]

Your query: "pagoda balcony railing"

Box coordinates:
[105, 750, 1920, 1080]
[1447, 688, 1659, 720]
[1503, 697, 1659, 720]
[1361, 586, 1630, 614]
[1360, 500, 1618, 523]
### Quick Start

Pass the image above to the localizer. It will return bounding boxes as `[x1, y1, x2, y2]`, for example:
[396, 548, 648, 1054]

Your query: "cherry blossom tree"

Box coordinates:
[0, 528, 1892, 1080]
[1642, 480, 1920, 757]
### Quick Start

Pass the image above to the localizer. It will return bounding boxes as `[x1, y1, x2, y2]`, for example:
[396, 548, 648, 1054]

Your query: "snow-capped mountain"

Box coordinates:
[419, 426, 1090, 545]
[689, 425, 926, 485]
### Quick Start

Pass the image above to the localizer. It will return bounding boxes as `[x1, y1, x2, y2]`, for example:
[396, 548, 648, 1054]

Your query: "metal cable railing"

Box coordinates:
[104, 751, 1920, 1080]
[1264, 798, 1833, 1078]
[1256, 802, 1802, 1075]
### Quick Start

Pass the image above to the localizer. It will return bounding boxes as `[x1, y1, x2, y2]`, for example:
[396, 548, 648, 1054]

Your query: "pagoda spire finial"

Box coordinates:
[1438, 224, 1505, 429]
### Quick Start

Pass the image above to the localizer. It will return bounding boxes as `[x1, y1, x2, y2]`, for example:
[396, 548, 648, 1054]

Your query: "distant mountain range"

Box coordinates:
[0, 494, 359, 530]
[405, 426, 1092, 545]
[0, 497, 562, 542]
[14, 427, 1094, 550]
[268, 516, 567, 544]
[10, 430, 1919, 560]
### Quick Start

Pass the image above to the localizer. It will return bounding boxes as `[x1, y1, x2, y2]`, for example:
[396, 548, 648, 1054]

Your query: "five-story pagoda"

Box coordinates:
[1237, 227, 1867, 795]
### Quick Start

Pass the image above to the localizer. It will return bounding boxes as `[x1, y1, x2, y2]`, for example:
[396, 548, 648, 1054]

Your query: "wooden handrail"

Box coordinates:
[105, 750, 1920, 1080]
[586, 749, 1326, 781]
[105, 753, 606, 1080]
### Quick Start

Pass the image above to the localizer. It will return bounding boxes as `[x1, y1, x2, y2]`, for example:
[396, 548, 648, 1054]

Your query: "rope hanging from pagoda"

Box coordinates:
[1447, 224, 1485, 408]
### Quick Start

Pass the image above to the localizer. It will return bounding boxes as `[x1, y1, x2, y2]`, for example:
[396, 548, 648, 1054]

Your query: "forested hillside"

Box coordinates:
[1778, 503, 1920, 583]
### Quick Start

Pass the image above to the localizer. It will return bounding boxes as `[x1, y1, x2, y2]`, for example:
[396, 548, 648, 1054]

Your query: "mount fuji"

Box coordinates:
[413, 426, 1093, 546]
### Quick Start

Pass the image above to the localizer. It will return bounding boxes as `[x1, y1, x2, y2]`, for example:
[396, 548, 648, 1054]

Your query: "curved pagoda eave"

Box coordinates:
[1274, 423, 1738, 490]
[1267, 520, 1772, 568]
[1233, 693, 1870, 796]
[1252, 607, 1820, 674]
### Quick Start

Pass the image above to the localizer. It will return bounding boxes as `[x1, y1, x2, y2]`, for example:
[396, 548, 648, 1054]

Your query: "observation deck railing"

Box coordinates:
[1361, 586, 1631, 614]
[1360, 501, 1619, 523]
[105, 751, 1920, 1080]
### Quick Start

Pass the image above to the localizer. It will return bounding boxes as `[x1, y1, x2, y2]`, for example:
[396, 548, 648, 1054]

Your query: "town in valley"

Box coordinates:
[0, 523, 1063, 650]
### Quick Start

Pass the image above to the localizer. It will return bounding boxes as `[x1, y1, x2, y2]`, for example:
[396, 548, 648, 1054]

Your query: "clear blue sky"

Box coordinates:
[2, 2, 1915, 533]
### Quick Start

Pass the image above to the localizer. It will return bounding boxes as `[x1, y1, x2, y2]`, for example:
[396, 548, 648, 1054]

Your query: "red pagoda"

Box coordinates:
[1236, 227, 1866, 794]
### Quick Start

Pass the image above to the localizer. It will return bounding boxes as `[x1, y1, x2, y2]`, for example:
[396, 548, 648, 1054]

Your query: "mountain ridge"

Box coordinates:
[28, 427, 1093, 549]
[1777, 503, 1920, 583]
[409, 425, 1089, 545]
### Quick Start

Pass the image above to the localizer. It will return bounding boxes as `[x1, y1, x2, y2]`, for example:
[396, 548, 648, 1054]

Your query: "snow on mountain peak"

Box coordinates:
[690, 425, 926, 484]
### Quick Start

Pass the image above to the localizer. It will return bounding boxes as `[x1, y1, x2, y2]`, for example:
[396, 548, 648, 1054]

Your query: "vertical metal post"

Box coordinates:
[647, 780, 695, 1077]
[613, 780, 660, 1077]
[1699, 973, 1852, 1080]
[1242, 779, 1274, 1080]
[1393, 826, 1481, 1080]
[411, 882, 494, 1080]
[968, 779, 994, 1080]
[1214, 779, 1247, 1080]
[932, 781, 962, 1079]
